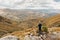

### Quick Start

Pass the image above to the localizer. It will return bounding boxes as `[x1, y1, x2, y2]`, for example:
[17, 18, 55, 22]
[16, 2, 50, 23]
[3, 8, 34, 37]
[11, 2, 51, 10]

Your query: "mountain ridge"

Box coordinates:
[0, 9, 59, 22]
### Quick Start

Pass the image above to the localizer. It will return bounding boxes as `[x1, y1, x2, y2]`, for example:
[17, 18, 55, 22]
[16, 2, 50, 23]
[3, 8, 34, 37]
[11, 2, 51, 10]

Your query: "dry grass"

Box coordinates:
[0, 14, 60, 39]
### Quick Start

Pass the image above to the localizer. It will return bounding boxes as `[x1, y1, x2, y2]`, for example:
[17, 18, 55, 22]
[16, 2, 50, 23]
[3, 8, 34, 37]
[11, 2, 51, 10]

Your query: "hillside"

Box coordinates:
[0, 9, 60, 38]
[0, 9, 57, 21]
[0, 15, 44, 37]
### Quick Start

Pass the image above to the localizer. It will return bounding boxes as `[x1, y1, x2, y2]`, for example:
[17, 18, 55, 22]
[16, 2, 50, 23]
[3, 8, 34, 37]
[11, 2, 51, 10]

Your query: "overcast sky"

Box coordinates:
[0, 0, 60, 10]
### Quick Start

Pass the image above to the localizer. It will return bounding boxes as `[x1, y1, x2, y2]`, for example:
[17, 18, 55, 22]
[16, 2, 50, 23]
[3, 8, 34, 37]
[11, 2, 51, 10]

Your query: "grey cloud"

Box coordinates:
[0, 0, 60, 9]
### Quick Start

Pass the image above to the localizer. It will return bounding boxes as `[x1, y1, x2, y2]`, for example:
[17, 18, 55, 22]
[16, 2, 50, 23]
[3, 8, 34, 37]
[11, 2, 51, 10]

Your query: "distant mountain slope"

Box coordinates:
[0, 9, 58, 22]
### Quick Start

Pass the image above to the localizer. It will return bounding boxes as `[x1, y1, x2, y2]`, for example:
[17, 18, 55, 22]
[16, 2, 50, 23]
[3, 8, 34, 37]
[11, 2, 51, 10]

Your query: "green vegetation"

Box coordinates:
[42, 26, 48, 33]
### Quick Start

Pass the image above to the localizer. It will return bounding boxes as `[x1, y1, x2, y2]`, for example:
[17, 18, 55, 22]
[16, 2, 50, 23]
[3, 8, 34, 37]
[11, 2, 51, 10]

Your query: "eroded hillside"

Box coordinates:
[0, 15, 44, 37]
[0, 9, 60, 38]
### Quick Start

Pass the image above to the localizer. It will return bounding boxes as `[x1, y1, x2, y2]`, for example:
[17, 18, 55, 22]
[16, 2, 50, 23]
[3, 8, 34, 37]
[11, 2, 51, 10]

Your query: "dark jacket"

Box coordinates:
[38, 24, 42, 31]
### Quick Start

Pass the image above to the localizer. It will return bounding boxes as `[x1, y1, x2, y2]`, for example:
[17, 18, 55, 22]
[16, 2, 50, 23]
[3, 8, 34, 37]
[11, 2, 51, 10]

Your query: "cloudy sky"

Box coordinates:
[0, 0, 60, 9]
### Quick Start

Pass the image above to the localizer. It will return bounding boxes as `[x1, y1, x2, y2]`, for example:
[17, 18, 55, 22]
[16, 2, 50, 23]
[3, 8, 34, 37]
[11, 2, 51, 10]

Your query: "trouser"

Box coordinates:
[38, 31, 42, 36]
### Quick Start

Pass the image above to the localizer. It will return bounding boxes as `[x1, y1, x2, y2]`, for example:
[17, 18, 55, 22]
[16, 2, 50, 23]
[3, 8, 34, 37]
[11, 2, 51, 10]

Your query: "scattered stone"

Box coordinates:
[0, 35, 19, 40]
